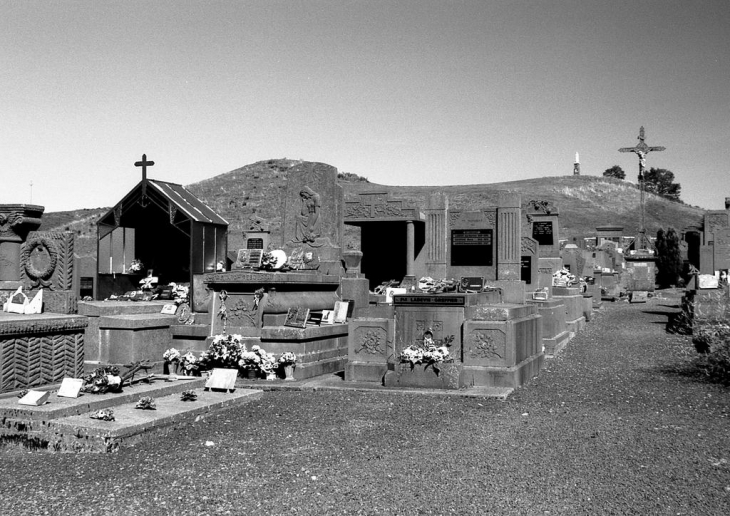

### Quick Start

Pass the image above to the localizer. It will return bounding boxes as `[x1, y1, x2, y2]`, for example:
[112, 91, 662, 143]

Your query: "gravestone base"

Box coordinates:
[461, 353, 544, 389]
[29, 289, 77, 315]
[0, 312, 87, 394]
[98, 314, 178, 364]
[260, 324, 348, 380]
[629, 291, 649, 303]
[527, 299, 571, 357]
[339, 277, 370, 318]
[483, 280, 525, 304]
[461, 307, 543, 388]
[345, 318, 392, 383]
[170, 324, 211, 352]
[553, 286, 586, 335]
[383, 362, 462, 390]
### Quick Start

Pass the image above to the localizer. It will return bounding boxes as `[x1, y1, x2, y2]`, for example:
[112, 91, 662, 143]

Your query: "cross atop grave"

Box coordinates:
[619, 126, 666, 251]
[134, 153, 155, 181]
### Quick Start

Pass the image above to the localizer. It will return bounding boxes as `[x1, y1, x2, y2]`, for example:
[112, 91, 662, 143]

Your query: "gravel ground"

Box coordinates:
[1, 297, 729, 515]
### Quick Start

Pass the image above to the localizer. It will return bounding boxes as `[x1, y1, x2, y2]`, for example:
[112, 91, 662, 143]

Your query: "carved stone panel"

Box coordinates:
[464, 328, 507, 367]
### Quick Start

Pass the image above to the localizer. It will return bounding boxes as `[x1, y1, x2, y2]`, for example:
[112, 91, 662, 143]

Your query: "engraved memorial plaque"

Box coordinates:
[450, 229, 493, 266]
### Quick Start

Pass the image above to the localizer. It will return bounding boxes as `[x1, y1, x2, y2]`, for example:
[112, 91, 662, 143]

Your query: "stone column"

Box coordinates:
[406, 221, 415, 278]
[497, 193, 521, 281]
[0, 204, 44, 289]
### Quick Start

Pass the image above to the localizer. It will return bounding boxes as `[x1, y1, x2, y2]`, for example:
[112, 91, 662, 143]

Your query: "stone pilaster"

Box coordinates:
[0, 204, 44, 289]
[497, 193, 521, 280]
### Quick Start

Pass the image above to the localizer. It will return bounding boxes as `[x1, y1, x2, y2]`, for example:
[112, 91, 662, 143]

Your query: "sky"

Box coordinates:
[2, 0, 729, 212]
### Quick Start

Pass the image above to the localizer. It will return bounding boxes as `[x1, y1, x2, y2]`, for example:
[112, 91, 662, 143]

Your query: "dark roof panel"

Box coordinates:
[150, 180, 228, 226]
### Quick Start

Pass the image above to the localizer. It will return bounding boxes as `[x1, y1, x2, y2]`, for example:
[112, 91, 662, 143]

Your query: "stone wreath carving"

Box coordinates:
[22, 235, 58, 288]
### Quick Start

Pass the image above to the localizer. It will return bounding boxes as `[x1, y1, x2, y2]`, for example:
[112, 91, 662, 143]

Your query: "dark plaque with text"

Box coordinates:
[521, 256, 532, 284]
[532, 221, 554, 246]
[450, 229, 493, 266]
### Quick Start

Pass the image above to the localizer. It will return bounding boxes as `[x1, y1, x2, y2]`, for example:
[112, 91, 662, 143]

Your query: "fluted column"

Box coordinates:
[406, 220, 415, 277]
[497, 194, 521, 280]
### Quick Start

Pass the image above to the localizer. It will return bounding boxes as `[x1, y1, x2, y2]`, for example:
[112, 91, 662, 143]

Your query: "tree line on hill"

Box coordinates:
[603, 165, 681, 203]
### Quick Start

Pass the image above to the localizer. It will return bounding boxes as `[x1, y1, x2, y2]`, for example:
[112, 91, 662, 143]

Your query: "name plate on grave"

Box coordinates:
[393, 295, 466, 306]
[532, 221, 554, 246]
[450, 229, 492, 266]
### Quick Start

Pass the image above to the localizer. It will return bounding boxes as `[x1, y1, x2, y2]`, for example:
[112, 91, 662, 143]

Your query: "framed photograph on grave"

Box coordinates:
[333, 300, 349, 323]
[236, 249, 250, 265]
[450, 229, 493, 266]
[18, 390, 51, 406]
[160, 303, 177, 315]
[320, 310, 335, 325]
[205, 368, 238, 392]
[284, 306, 310, 328]
[246, 249, 264, 268]
[458, 277, 484, 292]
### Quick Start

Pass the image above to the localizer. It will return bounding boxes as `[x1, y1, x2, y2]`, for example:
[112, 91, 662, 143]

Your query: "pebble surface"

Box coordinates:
[1, 296, 729, 515]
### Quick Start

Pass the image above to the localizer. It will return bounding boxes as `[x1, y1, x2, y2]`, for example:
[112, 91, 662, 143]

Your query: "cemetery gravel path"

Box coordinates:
[1, 297, 729, 515]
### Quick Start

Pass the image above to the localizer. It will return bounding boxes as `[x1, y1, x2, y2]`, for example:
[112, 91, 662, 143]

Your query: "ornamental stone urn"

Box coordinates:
[342, 250, 363, 277]
[0, 204, 44, 287]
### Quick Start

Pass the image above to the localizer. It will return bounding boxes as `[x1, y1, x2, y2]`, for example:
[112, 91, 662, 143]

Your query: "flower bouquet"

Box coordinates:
[135, 396, 156, 410]
[279, 352, 297, 380]
[128, 259, 144, 273]
[82, 365, 122, 394]
[399, 333, 454, 374]
[207, 333, 245, 369]
[163, 348, 181, 375]
[180, 352, 201, 376]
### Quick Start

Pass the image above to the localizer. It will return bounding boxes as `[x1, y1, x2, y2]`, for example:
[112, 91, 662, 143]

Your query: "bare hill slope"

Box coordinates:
[40, 159, 705, 255]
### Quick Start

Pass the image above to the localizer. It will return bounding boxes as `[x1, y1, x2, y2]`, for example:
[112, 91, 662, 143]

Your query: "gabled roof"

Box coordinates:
[98, 178, 228, 228]
[149, 180, 228, 225]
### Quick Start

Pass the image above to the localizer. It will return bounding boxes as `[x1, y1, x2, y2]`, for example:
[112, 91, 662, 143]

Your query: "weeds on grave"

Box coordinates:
[692, 286, 730, 385]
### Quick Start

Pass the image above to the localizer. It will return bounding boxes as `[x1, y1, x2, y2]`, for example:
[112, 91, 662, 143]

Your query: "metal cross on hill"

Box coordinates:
[135, 154, 155, 207]
[618, 127, 666, 251]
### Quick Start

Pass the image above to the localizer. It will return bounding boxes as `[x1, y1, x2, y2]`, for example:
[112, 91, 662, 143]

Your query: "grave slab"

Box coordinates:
[345, 318, 393, 383]
[527, 298, 571, 357]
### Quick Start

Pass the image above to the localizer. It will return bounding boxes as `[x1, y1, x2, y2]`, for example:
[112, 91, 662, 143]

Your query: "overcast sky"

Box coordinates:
[2, 0, 729, 212]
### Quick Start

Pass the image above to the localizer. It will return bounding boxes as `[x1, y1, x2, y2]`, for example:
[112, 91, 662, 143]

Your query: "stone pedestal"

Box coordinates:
[78, 300, 170, 362]
[461, 304, 543, 388]
[384, 361, 462, 390]
[345, 317, 393, 382]
[0, 312, 87, 393]
[260, 324, 348, 380]
[552, 286, 586, 335]
[527, 299, 570, 357]
[98, 314, 178, 365]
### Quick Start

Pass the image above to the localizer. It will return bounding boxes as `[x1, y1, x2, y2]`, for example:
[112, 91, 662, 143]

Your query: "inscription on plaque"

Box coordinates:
[532, 221, 554, 246]
[521, 256, 532, 284]
[246, 238, 264, 250]
[450, 229, 492, 266]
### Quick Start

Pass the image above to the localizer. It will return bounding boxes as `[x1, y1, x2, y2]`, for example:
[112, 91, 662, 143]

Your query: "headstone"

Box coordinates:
[448, 209, 496, 278]
[333, 300, 349, 323]
[57, 378, 84, 398]
[204, 368, 238, 392]
[20, 231, 77, 314]
[283, 162, 343, 275]
[521, 237, 538, 287]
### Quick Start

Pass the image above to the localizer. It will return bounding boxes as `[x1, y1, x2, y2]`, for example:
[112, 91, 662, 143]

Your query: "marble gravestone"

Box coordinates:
[520, 236, 538, 290]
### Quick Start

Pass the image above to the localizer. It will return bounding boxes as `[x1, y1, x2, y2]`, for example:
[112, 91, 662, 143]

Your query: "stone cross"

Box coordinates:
[134, 153, 155, 181]
[618, 127, 666, 250]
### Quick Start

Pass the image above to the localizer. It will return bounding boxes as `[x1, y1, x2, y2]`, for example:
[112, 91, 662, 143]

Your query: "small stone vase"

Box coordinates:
[284, 364, 295, 381]
[244, 367, 258, 380]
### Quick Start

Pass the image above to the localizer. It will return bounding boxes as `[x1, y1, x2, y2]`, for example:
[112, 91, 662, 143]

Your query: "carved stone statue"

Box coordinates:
[294, 186, 322, 244]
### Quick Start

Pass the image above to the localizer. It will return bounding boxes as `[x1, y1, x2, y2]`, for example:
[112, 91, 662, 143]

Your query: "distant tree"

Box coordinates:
[655, 227, 683, 288]
[603, 165, 626, 180]
[643, 168, 681, 202]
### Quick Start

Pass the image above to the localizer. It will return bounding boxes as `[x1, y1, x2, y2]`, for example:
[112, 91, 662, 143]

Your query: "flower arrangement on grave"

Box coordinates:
[90, 408, 115, 421]
[180, 352, 201, 376]
[16, 389, 29, 399]
[128, 259, 144, 273]
[169, 282, 190, 305]
[206, 333, 246, 369]
[552, 268, 576, 287]
[399, 332, 455, 373]
[135, 396, 157, 410]
[260, 252, 279, 270]
[163, 348, 181, 375]
[278, 351, 297, 366]
[181, 390, 197, 402]
[81, 365, 122, 394]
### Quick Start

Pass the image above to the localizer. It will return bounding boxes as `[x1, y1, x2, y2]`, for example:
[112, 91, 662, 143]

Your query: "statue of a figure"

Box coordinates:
[294, 186, 322, 243]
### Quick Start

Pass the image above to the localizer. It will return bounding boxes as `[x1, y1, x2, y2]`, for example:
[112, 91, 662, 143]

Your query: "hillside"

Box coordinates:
[39, 159, 706, 256]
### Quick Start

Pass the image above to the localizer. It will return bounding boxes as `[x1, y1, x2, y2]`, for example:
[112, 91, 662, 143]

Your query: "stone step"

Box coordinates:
[0, 377, 262, 453]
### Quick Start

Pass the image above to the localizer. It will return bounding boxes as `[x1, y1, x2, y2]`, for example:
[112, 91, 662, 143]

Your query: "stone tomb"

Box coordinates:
[552, 286, 586, 335]
[347, 291, 543, 389]
[0, 204, 87, 394]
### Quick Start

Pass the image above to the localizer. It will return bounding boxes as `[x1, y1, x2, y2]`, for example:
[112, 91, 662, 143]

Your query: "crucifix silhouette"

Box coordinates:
[134, 154, 155, 207]
[619, 127, 666, 250]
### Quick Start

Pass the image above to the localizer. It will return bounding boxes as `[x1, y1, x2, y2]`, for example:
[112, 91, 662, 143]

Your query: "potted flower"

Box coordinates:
[180, 352, 201, 376]
[278, 352, 297, 381]
[128, 259, 144, 274]
[163, 348, 181, 375]
[207, 333, 245, 369]
[238, 350, 261, 379]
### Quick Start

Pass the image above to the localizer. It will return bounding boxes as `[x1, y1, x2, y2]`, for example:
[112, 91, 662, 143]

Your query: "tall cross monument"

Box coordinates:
[619, 127, 665, 250]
